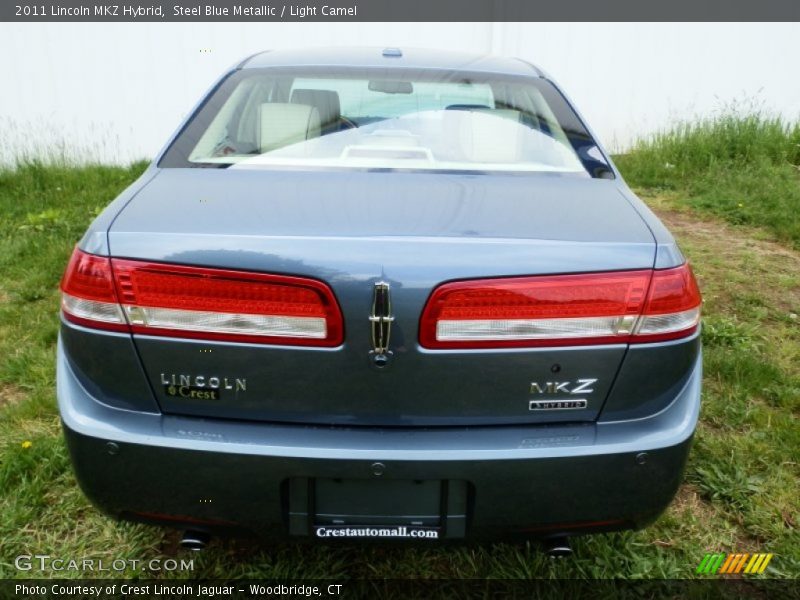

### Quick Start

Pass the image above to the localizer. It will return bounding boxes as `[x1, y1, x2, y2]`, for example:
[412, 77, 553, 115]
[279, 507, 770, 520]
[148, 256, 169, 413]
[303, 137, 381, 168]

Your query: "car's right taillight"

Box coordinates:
[419, 264, 701, 349]
[60, 247, 344, 347]
[633, 263, 702, 343]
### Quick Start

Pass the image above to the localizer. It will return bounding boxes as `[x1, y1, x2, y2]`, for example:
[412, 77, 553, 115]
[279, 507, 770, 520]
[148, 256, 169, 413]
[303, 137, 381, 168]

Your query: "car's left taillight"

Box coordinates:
[60, 249, 129, 332]
[60, 248, 344, 347]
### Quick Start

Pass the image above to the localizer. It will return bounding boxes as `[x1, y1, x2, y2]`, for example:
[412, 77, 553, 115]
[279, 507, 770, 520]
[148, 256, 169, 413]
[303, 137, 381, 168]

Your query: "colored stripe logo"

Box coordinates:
[696, 553, 773, 574]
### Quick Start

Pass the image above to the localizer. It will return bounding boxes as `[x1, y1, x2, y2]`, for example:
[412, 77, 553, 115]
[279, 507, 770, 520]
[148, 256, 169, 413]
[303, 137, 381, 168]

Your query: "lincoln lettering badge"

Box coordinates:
[369, 281, 394, 367]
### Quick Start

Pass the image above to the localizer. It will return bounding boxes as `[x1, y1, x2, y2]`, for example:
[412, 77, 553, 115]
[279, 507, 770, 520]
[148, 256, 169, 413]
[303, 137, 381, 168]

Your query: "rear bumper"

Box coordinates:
[58, 338, 701, 541]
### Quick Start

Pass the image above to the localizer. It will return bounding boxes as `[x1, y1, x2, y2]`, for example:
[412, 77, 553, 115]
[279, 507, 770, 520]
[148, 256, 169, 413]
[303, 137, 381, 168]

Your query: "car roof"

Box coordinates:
[240, 46, 542, 77]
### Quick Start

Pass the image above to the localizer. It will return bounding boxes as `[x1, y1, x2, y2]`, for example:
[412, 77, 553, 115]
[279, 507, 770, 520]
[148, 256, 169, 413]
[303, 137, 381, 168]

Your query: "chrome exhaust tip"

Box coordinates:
[180, 530, 210, 551]
[544, 536, 573, 557]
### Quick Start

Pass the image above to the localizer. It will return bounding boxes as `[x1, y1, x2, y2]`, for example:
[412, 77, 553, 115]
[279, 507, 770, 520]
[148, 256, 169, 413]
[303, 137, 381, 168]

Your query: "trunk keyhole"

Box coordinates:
[373, 354, 390, 368]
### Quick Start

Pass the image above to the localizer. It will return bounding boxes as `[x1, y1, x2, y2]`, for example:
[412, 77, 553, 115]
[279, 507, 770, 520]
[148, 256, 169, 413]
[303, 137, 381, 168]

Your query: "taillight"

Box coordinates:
[634, 265, 702, 343]
[419, 265, 701, 349]
[60, 250, 128, 332]
[60, 248, 343, 347]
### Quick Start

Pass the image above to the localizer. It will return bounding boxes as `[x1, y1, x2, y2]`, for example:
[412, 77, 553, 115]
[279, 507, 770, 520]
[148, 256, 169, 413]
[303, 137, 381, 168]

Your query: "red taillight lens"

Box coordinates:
[635, 263, 702, 343]
[60, 248, 343, 346]
[60, 250, 128, 332]
[419, 265, 701, 349]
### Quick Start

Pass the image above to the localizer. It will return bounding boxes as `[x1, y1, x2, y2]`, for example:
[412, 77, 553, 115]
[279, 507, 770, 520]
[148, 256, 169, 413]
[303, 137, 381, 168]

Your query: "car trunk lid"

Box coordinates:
[107, 168, 655, 426]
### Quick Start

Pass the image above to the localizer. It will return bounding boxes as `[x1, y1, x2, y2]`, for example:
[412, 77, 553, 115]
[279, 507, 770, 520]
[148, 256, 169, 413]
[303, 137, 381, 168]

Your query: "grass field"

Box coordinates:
[0, 113, 798, 581]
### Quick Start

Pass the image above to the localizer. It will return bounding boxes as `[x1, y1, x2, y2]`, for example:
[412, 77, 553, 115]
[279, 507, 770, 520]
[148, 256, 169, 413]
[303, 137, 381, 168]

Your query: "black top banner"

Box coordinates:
[4, 0, 800, 22]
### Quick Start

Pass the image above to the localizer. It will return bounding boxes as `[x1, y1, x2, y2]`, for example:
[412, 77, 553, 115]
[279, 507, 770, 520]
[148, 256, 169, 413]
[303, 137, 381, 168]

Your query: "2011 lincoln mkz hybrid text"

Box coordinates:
[57, 47, 702, 550]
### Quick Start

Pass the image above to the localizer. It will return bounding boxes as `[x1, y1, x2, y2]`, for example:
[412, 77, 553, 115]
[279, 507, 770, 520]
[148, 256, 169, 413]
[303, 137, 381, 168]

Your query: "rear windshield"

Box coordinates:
[159, 67, 613, 177]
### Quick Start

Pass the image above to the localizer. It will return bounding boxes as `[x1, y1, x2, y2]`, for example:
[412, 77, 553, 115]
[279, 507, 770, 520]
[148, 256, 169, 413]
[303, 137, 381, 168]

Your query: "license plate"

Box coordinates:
[313, 524, 441, 540]
[287, 477, 467, 539]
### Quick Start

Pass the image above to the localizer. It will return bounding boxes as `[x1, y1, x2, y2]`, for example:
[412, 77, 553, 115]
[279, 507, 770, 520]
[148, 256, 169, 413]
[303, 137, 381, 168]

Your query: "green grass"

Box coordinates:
[1, 115, 799, 582]
[615, 107, 800, 248]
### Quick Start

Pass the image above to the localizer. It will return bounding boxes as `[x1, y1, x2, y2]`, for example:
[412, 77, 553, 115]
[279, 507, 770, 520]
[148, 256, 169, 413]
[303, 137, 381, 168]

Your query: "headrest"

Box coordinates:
[290, 89, 341, 129]
[259, 103, 320, 153]
[445, 109, 525, 163]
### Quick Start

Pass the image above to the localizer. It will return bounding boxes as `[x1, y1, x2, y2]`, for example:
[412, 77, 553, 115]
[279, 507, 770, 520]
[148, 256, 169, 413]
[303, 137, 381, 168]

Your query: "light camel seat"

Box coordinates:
[444, 109, 526, 163]
[290, 89, 342, 135]
[259, 103, 321, 153]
